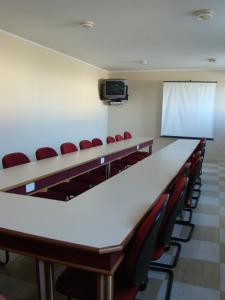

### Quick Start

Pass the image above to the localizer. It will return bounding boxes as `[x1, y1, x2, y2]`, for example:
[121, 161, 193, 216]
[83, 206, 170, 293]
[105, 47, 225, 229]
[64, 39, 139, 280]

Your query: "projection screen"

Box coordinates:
[161, 81, 216, 139]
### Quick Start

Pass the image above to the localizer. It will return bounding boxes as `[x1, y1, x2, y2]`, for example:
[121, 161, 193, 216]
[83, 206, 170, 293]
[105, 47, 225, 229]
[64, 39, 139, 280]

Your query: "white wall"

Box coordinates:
[0, 31, 108, 166]
[108, 70, 225, 159]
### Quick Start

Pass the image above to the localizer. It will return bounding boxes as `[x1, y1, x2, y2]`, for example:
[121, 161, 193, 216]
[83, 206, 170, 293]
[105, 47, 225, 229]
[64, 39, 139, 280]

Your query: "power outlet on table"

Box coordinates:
[26, 182, 35, 193]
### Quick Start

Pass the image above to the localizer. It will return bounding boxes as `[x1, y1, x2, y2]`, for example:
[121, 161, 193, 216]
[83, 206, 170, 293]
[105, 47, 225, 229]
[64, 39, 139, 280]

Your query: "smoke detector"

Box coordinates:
[80, 21, 95, 30]
[194, 9, 214, 21]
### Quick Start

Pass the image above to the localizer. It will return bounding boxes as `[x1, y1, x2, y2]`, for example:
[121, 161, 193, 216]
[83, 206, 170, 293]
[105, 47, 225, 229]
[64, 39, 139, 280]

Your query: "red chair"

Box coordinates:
[2, 152, 69, 201]
[79, 139, 106, 182]
[124, 131, 132, 139]
[35, 147, 90, 197]
[91, 138, 123, 176]
[106, 136, 135, 169]
[2, 152, 30, 169]
[113, 135, 139, 166]
[32, 191, 68, 201]
[91, 138, 103, 147]
[106, 135, 116, 144]
[55, 194, 168, 300]
[172, 158, 203, 243]
[79, 140, 93, 150]
[60, 142, 106, 185]
[124, 131, 150, 159]
[115, 134, 124, 141]
[150, 177, 189, 299]
[60, 142, 78, 154]
[2, 152, 30, 168]
[66, 140, 106, 185]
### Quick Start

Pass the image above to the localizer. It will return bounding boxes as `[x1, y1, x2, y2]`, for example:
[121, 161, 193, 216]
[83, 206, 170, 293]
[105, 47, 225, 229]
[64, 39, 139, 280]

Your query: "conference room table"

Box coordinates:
[0, 139, 199, 300]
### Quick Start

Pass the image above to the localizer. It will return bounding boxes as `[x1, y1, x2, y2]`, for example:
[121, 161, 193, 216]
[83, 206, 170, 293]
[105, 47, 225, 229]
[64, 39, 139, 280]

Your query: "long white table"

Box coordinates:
[0, 139, 199, 300]
[0, 137, 152, 193]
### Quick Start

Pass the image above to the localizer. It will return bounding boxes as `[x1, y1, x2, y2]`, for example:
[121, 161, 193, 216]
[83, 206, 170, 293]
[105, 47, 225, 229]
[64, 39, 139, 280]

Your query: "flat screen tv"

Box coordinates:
[101, 79, 128, 101]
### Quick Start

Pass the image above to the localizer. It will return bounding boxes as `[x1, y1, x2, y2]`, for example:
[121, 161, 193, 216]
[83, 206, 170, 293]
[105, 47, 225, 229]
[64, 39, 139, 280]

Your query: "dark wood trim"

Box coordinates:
[160, 135, 213, 141]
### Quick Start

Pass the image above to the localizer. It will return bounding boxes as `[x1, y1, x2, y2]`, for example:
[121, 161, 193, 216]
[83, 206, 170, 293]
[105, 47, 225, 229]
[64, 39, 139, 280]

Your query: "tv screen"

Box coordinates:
[101, 79, 128, 100]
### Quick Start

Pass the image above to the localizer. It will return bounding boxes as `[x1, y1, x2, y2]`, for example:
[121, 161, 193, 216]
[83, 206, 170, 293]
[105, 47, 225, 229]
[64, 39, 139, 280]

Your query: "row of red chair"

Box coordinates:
[1, 131, 150, 203]
[54, 138, 206, 300]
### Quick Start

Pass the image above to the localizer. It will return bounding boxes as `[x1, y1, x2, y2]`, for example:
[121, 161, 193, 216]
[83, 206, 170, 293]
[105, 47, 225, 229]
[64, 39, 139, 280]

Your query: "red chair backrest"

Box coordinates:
[115, 134, 124, 141]
[36, 147, 58, 160]
[92, 138, 103, 147]
[79, 140, 93, 150]
[124, 131, 132, 139]
[106, 136, 116, 144]
[123, 194, 168, 285]
[2, 152, 30, 168]
[157, 177, 188, 247]
[191, 151, 201, 166]
[185, 156, 203, 204]
[60, 143, 78, 155]
[177, 162, 191, 179]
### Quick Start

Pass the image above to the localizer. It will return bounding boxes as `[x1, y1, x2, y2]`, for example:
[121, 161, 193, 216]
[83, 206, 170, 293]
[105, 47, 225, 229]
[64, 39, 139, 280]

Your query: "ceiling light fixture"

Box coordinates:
[140, 60, 149, 65]
[194, 9, 214, 21]
[80, 21, 95, 30]
[207, 57, 216, 63]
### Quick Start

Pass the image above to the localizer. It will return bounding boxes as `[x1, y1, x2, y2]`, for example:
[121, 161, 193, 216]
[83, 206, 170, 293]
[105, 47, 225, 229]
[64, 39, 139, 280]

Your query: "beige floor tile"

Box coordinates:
[202, 190, 219, 198]
[174, 258, 220, 289]
[192, 225, 219, 243]
[0, 256, 36, 283]
[195, 204, 219, 215]
[220, 216, 225, 228]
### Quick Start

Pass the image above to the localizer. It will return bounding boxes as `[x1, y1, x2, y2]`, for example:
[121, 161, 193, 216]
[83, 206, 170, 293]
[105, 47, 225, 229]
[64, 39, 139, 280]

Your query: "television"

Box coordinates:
[100, 79, 128, 102]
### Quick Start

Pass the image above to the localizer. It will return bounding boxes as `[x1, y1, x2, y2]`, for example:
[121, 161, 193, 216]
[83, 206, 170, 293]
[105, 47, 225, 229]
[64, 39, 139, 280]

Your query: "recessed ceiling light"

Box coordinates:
[140, 60, 149, 65]
[193, 9, 214, 21]
[80, 21, 95, 30]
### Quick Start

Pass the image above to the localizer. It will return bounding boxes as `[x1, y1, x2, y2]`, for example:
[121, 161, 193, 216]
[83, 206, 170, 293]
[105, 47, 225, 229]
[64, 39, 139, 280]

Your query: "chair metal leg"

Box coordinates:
[0, 250, 9, 266]
[186, 188, 201, 209]
[172, 221, 195, 242]
[150, 242, 181, 269]
[149, 266, 173, 300]
[179, 208, 193, 223]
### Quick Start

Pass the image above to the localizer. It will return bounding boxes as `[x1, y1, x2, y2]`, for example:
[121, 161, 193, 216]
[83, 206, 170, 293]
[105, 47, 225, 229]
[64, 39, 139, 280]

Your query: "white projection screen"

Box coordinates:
[161, 81, 216, 139]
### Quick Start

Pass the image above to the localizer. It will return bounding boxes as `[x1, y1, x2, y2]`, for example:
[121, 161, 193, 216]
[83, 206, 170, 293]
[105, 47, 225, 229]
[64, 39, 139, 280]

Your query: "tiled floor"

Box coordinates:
[0, 159, 224, 299]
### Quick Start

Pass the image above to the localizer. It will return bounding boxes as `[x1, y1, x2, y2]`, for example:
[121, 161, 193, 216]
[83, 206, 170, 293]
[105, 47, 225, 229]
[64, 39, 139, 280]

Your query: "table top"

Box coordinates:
[0, 137, 152, 191]
[0, 139, 198, 253]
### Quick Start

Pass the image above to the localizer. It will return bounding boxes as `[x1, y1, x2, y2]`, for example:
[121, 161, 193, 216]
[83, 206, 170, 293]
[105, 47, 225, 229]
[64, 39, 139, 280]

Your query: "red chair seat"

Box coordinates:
[122, 157, 138, 166]
[32, 191, 68, 201]
[151, 244, 164, 261]
[48, 182, 90, 197]
[71, 173, 106, 185]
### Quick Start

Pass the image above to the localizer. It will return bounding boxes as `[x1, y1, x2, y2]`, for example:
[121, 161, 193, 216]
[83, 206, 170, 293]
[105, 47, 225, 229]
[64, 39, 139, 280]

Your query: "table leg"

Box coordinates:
[106, 163, 111, 179]
[149, 145, 152, 154]
[104, 275, 113, 300]
[36, 260, 54, 300]
[97, 274, 104, 300]
[97, 274, 113, 300]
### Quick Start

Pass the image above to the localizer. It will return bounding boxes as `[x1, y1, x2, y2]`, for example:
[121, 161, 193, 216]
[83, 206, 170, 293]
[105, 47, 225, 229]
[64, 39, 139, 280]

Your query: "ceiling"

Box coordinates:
[0, 0, 224, 71]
